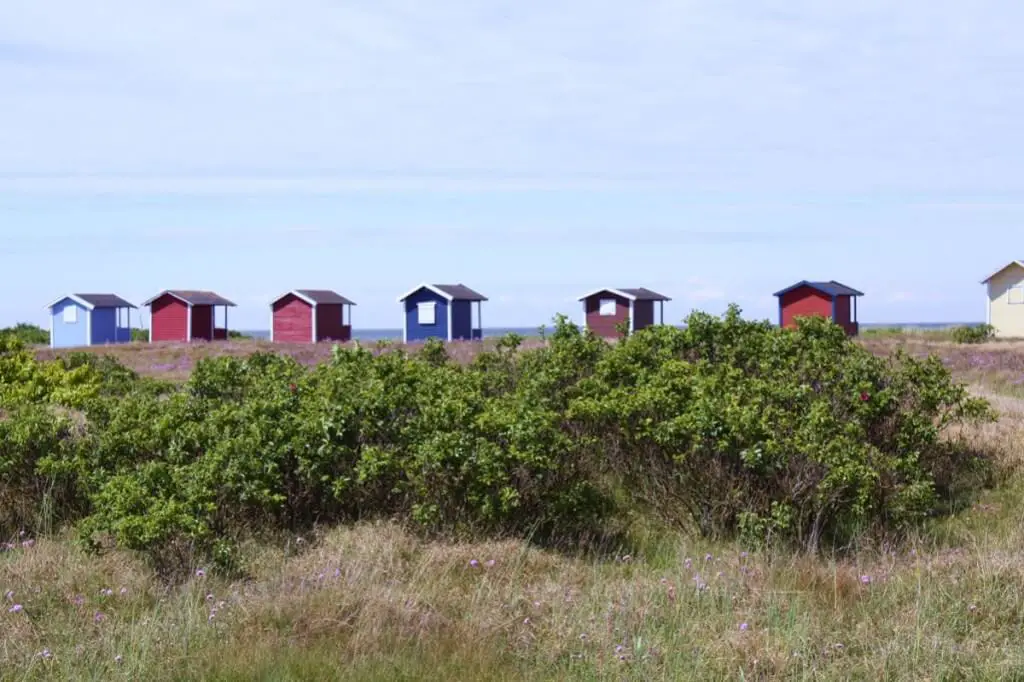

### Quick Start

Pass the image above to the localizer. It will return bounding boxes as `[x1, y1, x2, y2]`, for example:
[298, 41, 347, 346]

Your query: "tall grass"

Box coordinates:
[2, 382, 1024, 681]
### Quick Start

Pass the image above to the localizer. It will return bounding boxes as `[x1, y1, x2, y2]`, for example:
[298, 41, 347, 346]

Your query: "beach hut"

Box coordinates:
[142, 290, 236, 343]
[397, 283, 486, 343]
[577, 287, 670, 338]
[46, 294, 137, 348]
[270, 289, 356, 343]
[774, 280, 863, 336]
[981, 260, 1024, 338]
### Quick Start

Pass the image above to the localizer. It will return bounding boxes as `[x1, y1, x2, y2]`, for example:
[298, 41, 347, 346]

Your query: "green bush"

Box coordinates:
[570, 307, 992, 550]
[950, 324, 995, 344]
[0, 322, 49, 346]
[0, 307, 995, 573]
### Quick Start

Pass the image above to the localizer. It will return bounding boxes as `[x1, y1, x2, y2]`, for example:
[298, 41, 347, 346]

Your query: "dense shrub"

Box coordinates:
[571, 308, 992, 550]
[0, 307, 995, 573]
[0, 322, 49, 346]
[950, 324, 995, 344]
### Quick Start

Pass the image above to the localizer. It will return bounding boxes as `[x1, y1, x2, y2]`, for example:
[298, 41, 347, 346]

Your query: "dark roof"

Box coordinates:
[773, 280, 864, 298]
[434, 284, 488, 301]
[617, 287, 671, 301]
[293, 289, 356, 305]
[75, 294, 137, 309]
[143, 290, 236, 306]
[577, 287, 671, 302]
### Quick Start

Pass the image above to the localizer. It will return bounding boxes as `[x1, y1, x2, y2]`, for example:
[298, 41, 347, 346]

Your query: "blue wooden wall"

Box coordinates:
[404, 288, 449, 342]
[50, 299, 89, 348]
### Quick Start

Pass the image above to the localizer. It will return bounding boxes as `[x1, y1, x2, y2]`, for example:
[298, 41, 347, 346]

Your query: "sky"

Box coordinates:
[2, 1, 1022, 329]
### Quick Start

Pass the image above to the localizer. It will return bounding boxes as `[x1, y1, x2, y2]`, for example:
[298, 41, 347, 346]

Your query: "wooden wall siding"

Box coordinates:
[273, 295, 314, 343]
[585, 294, 630, 338]
[150, 295, 188, 342]
[779, 288, 833, 329]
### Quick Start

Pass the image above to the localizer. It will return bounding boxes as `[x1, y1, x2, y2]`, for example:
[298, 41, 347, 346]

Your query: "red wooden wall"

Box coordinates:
[272, 295, 314, 343]
[150, 295, 188, 342]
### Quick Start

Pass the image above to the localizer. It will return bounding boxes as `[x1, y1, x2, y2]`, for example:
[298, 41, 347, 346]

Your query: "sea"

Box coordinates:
[237, 322, 980, 342]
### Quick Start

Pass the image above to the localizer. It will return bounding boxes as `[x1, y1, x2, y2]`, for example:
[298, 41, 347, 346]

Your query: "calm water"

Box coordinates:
[238, 322, 981, 342]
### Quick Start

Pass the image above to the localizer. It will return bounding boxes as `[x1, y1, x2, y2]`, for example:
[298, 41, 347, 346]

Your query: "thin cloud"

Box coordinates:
[1, 1, 1022, 193]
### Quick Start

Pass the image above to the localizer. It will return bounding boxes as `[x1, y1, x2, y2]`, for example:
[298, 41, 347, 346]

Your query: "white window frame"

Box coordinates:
[63, 305, 78, 323]
[598, 298, 617, 316]
[417, 301, 437, 325]
[1009, 284, 1024, 305]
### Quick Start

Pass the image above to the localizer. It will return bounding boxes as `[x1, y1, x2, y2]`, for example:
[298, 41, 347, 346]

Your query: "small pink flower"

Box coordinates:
[860, 392, 870, 402]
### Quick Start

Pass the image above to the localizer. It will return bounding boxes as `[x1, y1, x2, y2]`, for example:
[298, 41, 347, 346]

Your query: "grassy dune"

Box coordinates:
[4, 338, 1024, 680]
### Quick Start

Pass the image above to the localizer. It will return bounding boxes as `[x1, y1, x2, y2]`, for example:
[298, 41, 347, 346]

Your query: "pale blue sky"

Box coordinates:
[1, 1, 1021, 329]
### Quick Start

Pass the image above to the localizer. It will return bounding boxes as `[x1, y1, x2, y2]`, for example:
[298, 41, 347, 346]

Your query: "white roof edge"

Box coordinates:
[44, 293, 95, 311]
[576, 288, 636, 302]
[396, 283, 454, 302]
[980, 260, 1024, 284]
[141, 290, 193, 307]
[270, 290, 317, 307]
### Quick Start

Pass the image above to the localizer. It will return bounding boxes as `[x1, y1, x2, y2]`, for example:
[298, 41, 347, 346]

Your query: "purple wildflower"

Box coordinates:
[93, 611, 106, 623]
[860, 575, 871, 585]
[100, 588, 113, 597]
[4, 590, 12, 601]
[684, 558, 693, 569]
[21, 539, 35, 548]
[119, 587, 128, 596]
[206, 593, 214, 602]
[740, 622, 749, 631]
[705, 553, 713, 562]
[38, 648, 52, 659]
[469, 559, 480, 568]
[8, 604, 23, 613]
[485, 559, 496, 567]
[115, 655, 123, 665]
[195, 569, 206, 578]
[71, 595, 84, 606]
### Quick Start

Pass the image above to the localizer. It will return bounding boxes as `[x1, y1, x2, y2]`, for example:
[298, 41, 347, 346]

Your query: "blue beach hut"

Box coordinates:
[46, 294, 137, 348]
[397, 283, 487, 343]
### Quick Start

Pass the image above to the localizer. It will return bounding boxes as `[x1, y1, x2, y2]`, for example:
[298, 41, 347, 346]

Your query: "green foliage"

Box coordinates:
[0, 308, 995, 574]
[571, 307, 992, 550]
[0, 322, 49, 346]
[950, 324, 995, 344]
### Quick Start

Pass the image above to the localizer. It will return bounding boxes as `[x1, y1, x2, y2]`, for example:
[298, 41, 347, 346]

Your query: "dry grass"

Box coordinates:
[33, 337, 547, 382]
[4, 340, 1024, 679]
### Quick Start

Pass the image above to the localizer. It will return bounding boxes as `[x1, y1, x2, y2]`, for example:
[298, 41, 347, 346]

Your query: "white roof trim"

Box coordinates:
[577, 288, 637, 302]
[44, 294, 95, 311]
[141, 290, 193, 307]
[981, 260, 1024, 284]
[270, 290, 318, 307]
[396, 283, 454, 303]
